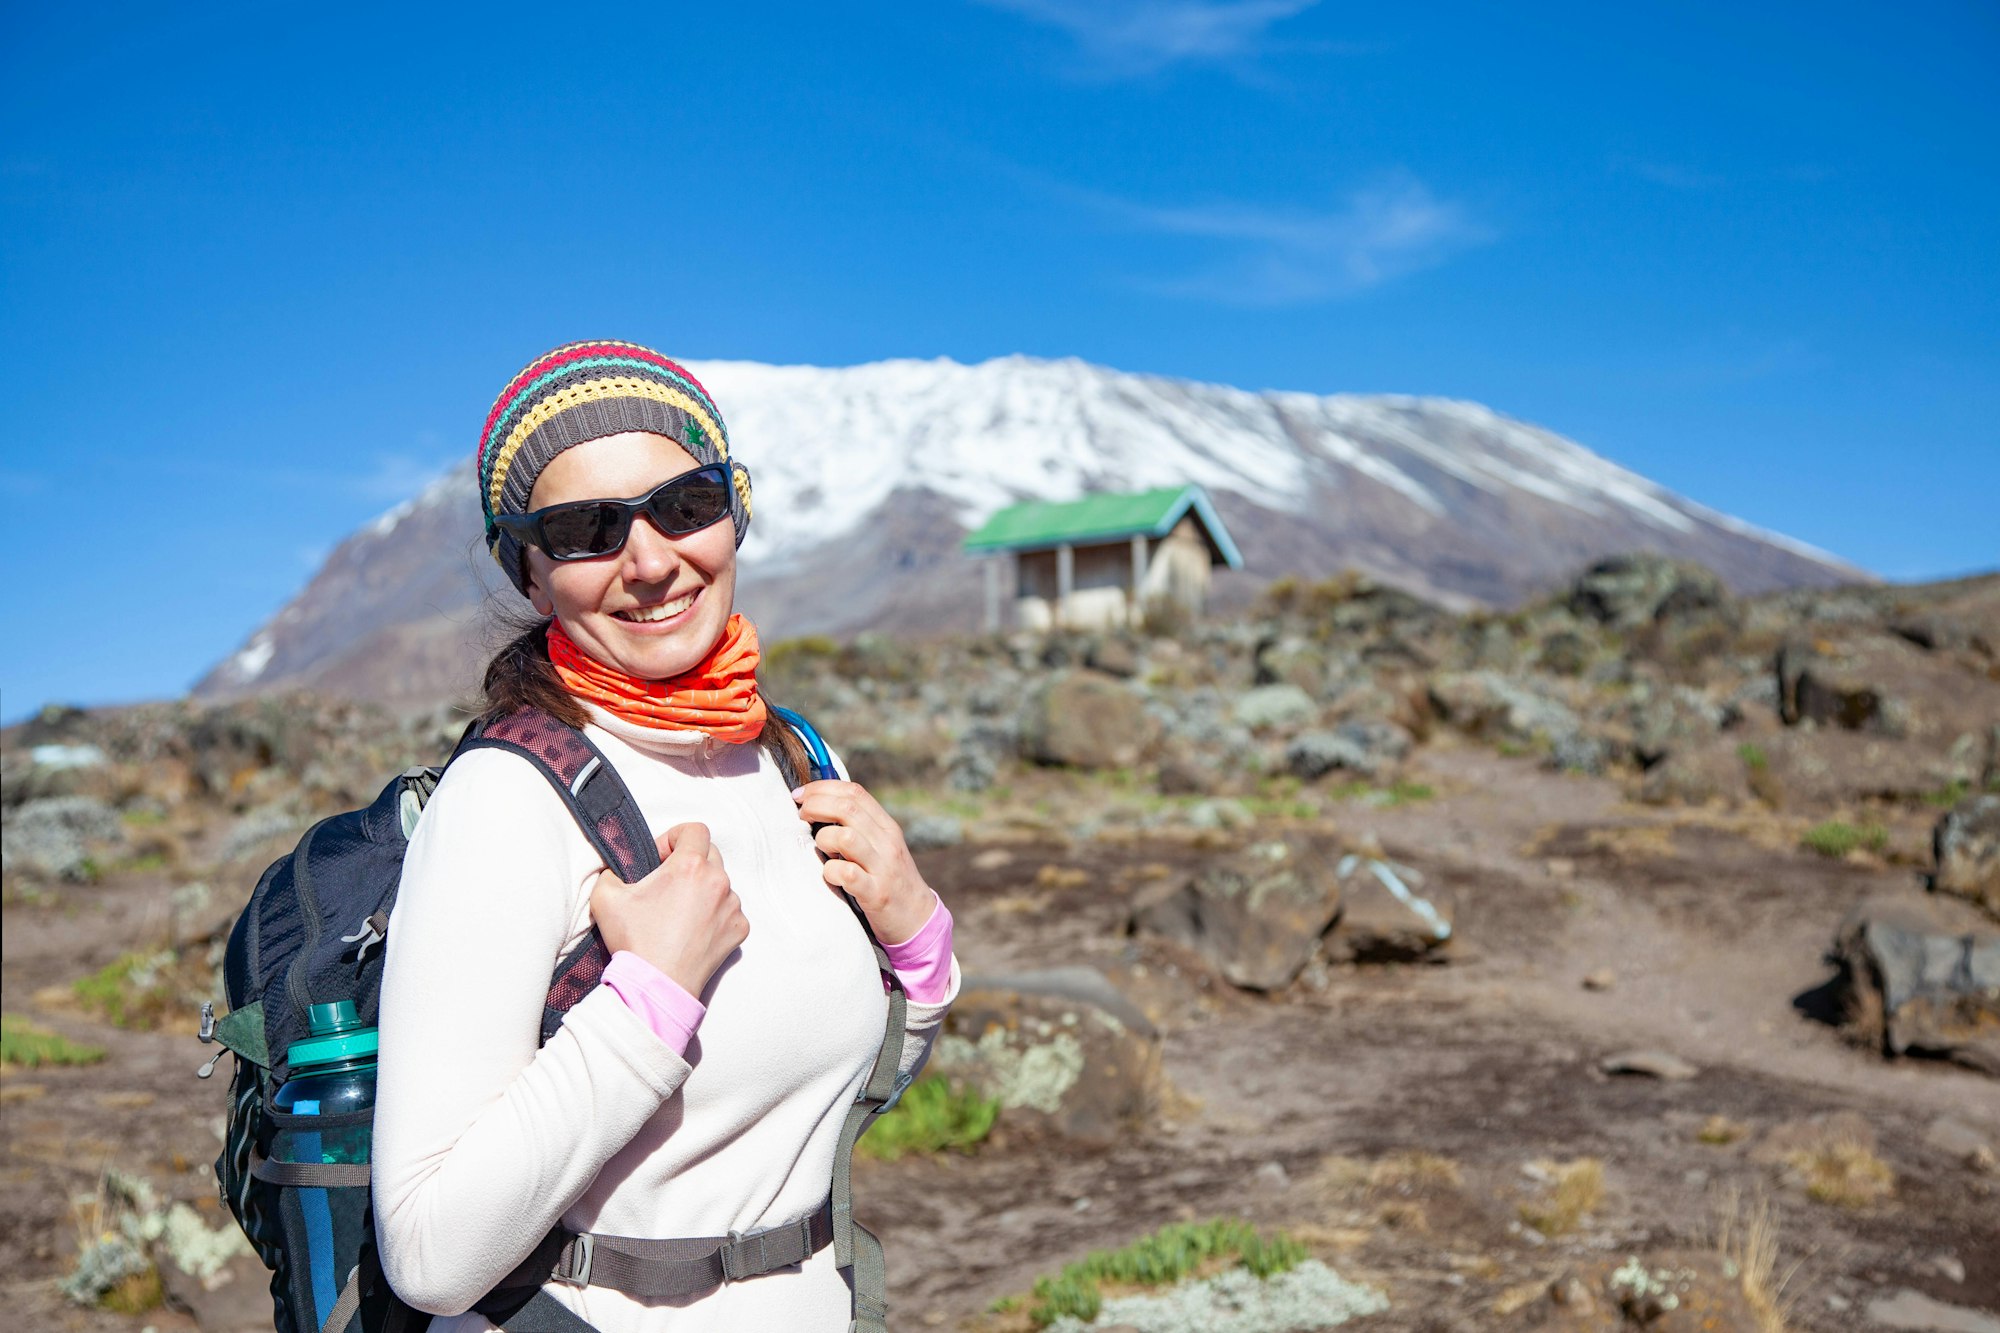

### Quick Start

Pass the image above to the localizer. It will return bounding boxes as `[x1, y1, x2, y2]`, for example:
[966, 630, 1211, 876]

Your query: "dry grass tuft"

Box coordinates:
[1312, 1150, 1463, 1201]
[1698, 1115, 1751, 1146]
[1518, 1158, 1605, 1236]
[1715, 1188, 1798, 1333]
[1785, 1136, 1893, 1208]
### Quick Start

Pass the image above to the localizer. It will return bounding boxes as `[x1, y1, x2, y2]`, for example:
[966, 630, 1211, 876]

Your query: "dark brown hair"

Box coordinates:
[479, 615, 814, 787]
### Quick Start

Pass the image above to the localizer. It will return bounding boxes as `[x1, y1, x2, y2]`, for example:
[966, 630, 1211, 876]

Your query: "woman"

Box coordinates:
[372, 340, 958, 1332]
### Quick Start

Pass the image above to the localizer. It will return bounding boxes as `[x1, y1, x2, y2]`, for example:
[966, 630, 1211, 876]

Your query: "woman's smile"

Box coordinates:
[613, 588, 701, 627]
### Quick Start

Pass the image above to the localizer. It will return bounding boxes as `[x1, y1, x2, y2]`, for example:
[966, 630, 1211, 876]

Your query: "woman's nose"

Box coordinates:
[620, 514, 683, 584]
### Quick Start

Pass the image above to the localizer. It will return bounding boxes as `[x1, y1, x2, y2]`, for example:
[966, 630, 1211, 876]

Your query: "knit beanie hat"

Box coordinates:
[477, 339, 751, 594]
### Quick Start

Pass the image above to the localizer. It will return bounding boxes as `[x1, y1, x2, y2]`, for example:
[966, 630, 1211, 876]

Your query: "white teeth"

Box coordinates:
[620, 592, 696, 623]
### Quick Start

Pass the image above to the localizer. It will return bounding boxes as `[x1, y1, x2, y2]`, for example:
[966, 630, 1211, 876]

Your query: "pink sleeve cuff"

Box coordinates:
[602, 951, 706, 1057]
[881, 895, 955, 1005]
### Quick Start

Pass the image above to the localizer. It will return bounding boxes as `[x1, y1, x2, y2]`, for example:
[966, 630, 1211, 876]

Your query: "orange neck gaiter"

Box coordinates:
[547, 612, 768, 744]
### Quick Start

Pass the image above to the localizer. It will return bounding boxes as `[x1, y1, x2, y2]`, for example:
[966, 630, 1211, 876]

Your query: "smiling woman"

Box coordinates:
[367, 340, 961, 1332]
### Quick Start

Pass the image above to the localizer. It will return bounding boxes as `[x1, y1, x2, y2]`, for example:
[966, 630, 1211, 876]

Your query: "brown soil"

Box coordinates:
[5, 747, 1996, 1332]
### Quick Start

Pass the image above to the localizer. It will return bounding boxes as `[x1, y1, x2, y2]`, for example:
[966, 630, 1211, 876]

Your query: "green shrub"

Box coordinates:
[1736, 743, 1768, 771]
[1800, 821, 1887, 858]
[0, 1014, 106, 1067]
[1923, 779, 1971, 809]
[856, 1076, 999, 1162]
[1027, 1218, 1309, 1326]
[72, 950, 187, 1030]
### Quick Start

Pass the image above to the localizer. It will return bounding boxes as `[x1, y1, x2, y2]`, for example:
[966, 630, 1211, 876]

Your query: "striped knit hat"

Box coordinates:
[477, 339, 751, 594]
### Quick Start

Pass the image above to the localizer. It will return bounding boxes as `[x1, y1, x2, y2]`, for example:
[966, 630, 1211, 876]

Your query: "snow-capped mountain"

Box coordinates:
[197, 354, 1861, 708]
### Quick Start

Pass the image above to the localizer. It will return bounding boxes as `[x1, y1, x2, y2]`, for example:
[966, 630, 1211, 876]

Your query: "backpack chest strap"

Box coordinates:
[496, 1199, 834, 1303]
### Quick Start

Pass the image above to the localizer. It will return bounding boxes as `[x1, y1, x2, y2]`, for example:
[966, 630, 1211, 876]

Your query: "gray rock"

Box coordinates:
[1428, 670, 1581, 749]
[1547, 733, 1615, 775]
[1022, 670, 1158, 770]
[1866, 1289, 2000, 1333]
[1931, 794, 2000, 921]
[1232, 683, 1317, 733]
[1, 795, 124, 881]
[1130, 836, 1344, 990]
[1829, 898, 2000, 1077]
[1325, 855, 1455, 963]
[1286, 720, 1413, 781]
[1566, 554, 1729, 630]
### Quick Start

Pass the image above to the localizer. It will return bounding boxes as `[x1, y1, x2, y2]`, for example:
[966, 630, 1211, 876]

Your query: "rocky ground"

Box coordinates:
[4, 555, 1997, 1333]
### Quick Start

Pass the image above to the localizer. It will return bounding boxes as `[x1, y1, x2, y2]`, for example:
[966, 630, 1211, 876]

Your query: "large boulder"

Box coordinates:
[1777, 636, 1908, 734]
[1324, 854, 1455, 963]
[1565, 555, 1731, 631]
[1828, 898, 2000, 1077]
[1932, 794, 2000, 921]
[1020, 670, 1157, 771]
[931, 967, 1161, 1143]
[1128, 836, 1344, 990]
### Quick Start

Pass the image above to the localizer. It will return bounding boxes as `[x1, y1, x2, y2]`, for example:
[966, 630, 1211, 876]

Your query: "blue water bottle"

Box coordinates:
[272, 1000, 377, 1330]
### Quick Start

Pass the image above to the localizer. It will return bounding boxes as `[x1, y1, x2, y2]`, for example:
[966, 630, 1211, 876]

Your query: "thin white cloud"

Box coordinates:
[1101, 176, 1492, 305]
[977, 0, 1325, 76]
[1610, 155, 1725, 191]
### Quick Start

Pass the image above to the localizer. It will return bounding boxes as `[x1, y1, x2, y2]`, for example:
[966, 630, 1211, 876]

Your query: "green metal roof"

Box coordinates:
[962, 484, 1243, 568]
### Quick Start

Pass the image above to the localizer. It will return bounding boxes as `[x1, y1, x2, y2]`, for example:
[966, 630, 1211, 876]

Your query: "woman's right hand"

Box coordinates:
[589, 822, 748, 997]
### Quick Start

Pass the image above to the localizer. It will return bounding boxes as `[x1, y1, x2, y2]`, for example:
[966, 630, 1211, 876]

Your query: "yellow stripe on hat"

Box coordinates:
[486, 376, 731, 515]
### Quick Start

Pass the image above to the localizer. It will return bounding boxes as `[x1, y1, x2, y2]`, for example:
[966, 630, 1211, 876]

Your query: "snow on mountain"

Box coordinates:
[196, 354, 1862, 706]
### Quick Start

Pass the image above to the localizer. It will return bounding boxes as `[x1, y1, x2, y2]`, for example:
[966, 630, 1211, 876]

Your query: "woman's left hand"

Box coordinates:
[792, 780, 938, 945]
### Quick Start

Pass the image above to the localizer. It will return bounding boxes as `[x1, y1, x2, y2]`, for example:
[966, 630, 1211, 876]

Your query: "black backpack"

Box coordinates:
[202, 705, 910, 1333]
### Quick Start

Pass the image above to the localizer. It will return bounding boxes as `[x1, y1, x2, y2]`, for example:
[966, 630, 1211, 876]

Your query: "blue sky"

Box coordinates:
[3, 1, 1995, 717]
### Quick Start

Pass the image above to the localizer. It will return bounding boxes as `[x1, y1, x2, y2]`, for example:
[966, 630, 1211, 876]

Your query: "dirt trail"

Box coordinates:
[5, 746, 1997, 1332]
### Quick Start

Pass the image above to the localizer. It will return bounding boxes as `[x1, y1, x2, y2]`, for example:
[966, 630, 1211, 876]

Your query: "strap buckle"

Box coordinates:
[555, 1233, 595, 1288]
[719, 1213, 814, 1282]
[877, 1070, 915, 1114]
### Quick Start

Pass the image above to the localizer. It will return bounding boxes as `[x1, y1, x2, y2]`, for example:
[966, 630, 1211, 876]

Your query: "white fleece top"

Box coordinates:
[372, 708, 958, 1331]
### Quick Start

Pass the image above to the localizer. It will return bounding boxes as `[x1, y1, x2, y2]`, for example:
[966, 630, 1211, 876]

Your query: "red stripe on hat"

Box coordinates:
[477, 342, 719, 466]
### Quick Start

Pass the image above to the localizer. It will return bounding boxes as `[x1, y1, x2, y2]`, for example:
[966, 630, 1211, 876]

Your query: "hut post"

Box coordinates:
[983, 554, 1002, 632]
[1055, 543, 1074, 629]
[1129, 533, 1148, 627]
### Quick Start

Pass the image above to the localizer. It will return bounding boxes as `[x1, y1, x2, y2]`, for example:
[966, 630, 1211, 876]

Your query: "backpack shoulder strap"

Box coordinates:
[770, 704, 906, 1333]
[453, 708, 660, 1043]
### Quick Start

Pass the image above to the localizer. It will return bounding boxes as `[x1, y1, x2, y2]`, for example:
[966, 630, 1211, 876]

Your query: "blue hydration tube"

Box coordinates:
[769, 704, 839, 782]
[291, 1099, 340, 1327]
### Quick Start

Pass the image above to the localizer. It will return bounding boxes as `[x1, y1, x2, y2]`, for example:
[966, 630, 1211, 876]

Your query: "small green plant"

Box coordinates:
[856, 1076, 999, 1162]
[1026, 1219, 1308, 1326]
[72, 950, 191, 1030]
[1923, 779, 1972, 809]
[1736, 743, 1768, 771]
[0, 1014, 106, 1068]
[1800, 821, 1887, 859]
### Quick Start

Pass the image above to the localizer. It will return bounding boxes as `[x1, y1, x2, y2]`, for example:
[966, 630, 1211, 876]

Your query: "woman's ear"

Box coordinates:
[523, 554, 556, 618]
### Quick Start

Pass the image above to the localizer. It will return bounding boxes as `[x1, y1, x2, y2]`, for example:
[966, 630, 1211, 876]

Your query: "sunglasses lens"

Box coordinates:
[649, 470, 732, 534]
[540, 503, 629, 558]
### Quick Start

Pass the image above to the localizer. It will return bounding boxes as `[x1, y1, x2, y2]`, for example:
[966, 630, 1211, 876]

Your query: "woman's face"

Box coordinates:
[522, 431, 738, 681]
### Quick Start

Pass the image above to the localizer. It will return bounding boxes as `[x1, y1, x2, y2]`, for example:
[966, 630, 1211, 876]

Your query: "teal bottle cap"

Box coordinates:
[285, 1000, 378, 1070]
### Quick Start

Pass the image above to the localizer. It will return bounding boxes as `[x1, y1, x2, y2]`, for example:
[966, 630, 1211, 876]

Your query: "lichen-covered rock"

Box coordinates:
[932, 967, 1161, 1143]
[1932, 793, 2000, 921]
[1828, 897, 2000, 1077]
[1, 794, 125, 881]
[1565, 555, 1731, 631]
[1022, 670, 1158, 771]
[1129, 836, 1344, 991]
[1232, 683, 1317, 733]
[1284, 720, 1412, 781]
[1530, 1251, 1767, 1332]
[1428, 670, 1581, 750]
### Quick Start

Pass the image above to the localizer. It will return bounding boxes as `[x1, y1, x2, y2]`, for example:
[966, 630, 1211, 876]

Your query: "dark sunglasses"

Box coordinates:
[492, 463, 733, 560]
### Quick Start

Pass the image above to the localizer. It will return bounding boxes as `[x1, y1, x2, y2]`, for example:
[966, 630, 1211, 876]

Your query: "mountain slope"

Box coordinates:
[196, 354, 1862, 708]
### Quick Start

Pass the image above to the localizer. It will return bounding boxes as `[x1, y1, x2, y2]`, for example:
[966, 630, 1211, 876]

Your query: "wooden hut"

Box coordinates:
[963, 485, 1244, 631]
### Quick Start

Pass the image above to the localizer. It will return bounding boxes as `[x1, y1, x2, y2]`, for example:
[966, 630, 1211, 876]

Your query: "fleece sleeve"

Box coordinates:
[370, 749, 690, 1317]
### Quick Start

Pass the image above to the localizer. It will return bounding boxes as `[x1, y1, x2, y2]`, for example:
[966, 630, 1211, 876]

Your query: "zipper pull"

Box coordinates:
[196, 1048, 226, 1079]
